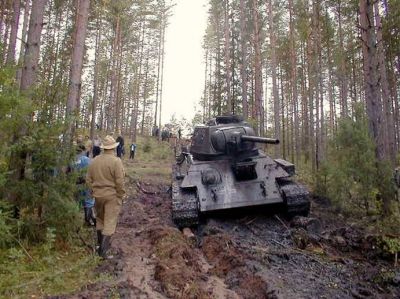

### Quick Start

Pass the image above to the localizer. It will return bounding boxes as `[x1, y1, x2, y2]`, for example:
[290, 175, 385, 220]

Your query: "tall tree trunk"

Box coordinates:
[313, 1, 321, 170]
[16, 0, 30, 85]
[132, 17, 146, 142]
[9, 0, 47, 207]
[66, 0, 90, 131]
[115, 22, 123, 133]
[20, 0, 47, 92]
[306, 36, 315, 171]
[158, 21, 166, 141]
[203, 48, 208, 122]
[1, 2, 11, 64]
[359, 0, 392, 214]
[224, 0, 231, 113]
[109, 15, 120, 132]
[239, 0, 248, 120]
[90, 15, 101, 140]
[268, 0, 280, 156]
[252, 0, 263, 135]
[359, 0, 385, 161]
[208, 49, 213, 119]
[141, 56, 150, 135]
[337, 0, 348, 118]
[6, 0, 20, 64]
[154, 16, 163, 129]
[374, 1, 395, 163]
[216, 16, 222, 116]
[288, 0, 299, 163]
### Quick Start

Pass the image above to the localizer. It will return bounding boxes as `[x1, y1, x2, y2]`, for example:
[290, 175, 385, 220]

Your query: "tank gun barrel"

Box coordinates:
[241, 135, 280, 144]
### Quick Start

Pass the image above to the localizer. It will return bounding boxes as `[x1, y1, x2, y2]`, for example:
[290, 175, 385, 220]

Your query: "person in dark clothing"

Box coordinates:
[116, 134, 124, 158]
[92, 135, 101, 158]
[130, 143, 136, 159]
[178, 128, 182, 140]
[161, 130, 169, 141]
[152, 126, 159, 137]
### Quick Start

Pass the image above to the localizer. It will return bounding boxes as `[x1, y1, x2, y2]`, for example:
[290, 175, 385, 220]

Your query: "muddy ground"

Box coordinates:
[61, 159, 400, 299]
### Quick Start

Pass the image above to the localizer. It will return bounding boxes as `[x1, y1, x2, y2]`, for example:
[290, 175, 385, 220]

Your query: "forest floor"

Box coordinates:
[59, 139, 400, 299]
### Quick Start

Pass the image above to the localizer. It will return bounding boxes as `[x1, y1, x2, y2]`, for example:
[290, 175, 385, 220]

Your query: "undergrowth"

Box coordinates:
[0, 227, 104, 298]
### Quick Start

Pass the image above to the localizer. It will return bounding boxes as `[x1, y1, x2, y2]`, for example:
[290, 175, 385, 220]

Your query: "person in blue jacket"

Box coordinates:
[75, 144, 96, 226]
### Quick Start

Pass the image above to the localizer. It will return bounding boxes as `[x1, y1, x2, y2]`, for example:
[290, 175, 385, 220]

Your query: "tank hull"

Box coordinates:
[172, 151, 310, 228]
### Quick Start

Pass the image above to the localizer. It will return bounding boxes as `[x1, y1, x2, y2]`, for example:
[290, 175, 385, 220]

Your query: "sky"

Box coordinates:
[161, 0, 208, 125]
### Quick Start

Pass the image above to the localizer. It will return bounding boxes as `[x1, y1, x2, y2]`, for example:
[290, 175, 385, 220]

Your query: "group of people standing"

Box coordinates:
[74, 132, 134, 259]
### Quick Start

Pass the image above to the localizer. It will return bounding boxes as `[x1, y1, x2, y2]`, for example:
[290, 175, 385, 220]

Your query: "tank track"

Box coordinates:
[278, 179, 310, 217]
[171, 180, 199, 228]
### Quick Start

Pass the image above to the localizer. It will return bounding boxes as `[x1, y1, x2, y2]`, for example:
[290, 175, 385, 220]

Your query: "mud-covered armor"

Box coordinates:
[172, 115, 310, 228]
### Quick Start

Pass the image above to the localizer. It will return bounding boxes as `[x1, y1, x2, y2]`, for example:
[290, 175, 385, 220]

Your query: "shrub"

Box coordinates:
[0, 65, 81, 246]
[320, 104, 393, 216]
[143, 141, 152, 153]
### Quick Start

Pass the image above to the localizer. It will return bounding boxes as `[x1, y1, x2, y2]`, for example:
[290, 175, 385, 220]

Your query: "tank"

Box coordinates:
[172, 115, 310, 228]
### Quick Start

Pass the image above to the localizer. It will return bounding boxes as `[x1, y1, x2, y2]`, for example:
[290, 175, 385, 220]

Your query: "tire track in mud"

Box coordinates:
[197, 201, 400, 299]
[62, 173, 399, 298]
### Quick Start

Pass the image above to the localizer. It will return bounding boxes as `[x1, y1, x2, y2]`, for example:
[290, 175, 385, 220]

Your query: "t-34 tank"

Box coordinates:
[172, 115, 310, 228]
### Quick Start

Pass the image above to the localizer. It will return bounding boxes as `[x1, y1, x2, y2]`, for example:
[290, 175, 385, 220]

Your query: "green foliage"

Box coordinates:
[381, 236, 400, 255]
[0, 65, 81, 246]
[0, 201, 14, 247]
[143, 140, 152, 153]
[320, 104, 384, 215]
[0, 241, 103, 298]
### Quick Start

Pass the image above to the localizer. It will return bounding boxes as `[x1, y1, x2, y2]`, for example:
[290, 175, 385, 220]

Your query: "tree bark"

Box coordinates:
[239, 0, 248, 120]
[268, 0, 280, 156]
[16, 0, 30, 85]
[359, 0, 385, 161]
[66, 0, 90, 126]
[90, 15, 101, 140]
[288, 0, 299, 164]
[337, 0, 348, 118]
[158, 21, 166, 141]
[131, 17, 146, 142]
[6, 0, 21, 64]
[141, 55, 150, 135]
[224, 0, 231, 113]
[20, 0, 47, 92]
[154, 15, 163, 129]
[252, 0, 263, 135]
[374, 1, 395, 163]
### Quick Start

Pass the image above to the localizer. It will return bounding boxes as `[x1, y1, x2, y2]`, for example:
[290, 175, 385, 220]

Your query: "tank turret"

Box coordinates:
[190, 115, 279, 160]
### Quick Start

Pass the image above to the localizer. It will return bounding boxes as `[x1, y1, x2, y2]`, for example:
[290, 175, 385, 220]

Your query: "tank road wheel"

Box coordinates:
[278, 179, 311, 218]
[171, 181, 199, 228]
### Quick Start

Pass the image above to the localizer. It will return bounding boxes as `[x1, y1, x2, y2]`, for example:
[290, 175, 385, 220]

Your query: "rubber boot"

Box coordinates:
[99, 234, 113, 259]
[87, 207, 96, 226]
[97, 230, 102, 247]
[96, 230, 102, 254]
[84, 207, 91, 226]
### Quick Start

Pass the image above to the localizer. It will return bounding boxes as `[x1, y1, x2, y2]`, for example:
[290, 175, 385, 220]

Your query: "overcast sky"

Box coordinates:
[161, 0, 208, 124]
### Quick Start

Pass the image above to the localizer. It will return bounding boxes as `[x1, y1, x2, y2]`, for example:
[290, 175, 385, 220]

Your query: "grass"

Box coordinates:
[0, 135, 175, 298]
[123, 136, 174, 185]
[0, 228, 106, 298]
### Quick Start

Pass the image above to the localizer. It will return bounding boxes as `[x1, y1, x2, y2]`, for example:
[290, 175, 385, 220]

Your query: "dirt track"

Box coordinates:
[63, 159, 400, 299]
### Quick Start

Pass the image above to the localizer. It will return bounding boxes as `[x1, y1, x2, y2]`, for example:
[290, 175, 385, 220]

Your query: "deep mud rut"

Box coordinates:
[62, 160, 400, 299]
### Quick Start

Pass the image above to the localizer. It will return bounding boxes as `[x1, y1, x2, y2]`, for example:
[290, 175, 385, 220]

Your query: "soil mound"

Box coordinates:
[149, 226, 208, 299]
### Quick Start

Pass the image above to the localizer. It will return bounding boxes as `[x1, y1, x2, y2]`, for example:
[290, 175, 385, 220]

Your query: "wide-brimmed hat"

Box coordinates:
[101, 135, 119, 149]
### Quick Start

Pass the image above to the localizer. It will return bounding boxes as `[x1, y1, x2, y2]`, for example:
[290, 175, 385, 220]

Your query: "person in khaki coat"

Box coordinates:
[86, 135, 126, 258]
